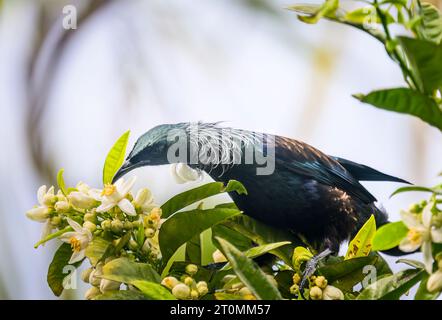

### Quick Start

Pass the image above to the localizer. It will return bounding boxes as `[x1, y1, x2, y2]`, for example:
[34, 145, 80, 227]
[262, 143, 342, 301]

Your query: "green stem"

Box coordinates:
[34, 226, 73, 248]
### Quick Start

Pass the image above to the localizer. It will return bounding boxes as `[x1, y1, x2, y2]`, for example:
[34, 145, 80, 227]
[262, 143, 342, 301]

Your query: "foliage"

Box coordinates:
[288, 0, 442, 131]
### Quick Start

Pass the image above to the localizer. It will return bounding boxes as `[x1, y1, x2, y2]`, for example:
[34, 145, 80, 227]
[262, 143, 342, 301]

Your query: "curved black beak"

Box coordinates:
[112, 160, 136, 184]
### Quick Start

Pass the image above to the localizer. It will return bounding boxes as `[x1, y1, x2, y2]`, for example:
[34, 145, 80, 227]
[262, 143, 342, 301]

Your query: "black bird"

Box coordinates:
[113, 122, 409, 257]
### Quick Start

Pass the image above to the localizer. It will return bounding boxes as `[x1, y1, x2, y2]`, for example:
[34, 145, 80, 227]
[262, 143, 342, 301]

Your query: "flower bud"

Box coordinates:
[185, 264, 198, 276]
[309, 286, 323, 300]
[196, 281, 208, 296]
[161, 276, 180, 290]
[150, 207, 162, 220]
[101, 220, 111, 231]
[111, 219, 123, 233]
[123, 221, 133, 230]
[322, 285, 344, 300]
[134, 188, 152, 208]
[69, 192, 96, 209]
[83, 221, 96, 232]
[50, 216, 62, 226]
[222, 275, 236, 284]
[128, 239, 139, 251]
[292, 273, 301, 285]
[183, 276, 194, 286]
[190, 289, 199, 300]
[81, 268, 93, 283]
[212, 249, 227, 263]
[26, 207, 50, 222]
[289, 284, 299, 295]
[427, 270, 442, 293]
[315, 276, 328, 289]
[172, 283, 191, 300]
[55, 201, 70, 213]
[84, 212, 96, 223]
[238, 287, 252, 296]
[145, 227, 156, 238]
[408, 203, 421, 213]
[89, 264, 103, 287]
[100, 279, 121, 293]
[42, 186, 56, 206]
[84, 286, 101, 300]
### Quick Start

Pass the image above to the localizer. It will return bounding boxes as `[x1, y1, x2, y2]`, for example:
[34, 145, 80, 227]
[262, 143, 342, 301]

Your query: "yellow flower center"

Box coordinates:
[70, 237, 82, 252]
[407, 229, 422, 245]
[101, 184, 116, 196]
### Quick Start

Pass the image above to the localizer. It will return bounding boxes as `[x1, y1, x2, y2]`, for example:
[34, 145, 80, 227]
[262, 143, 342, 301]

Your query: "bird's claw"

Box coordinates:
[298, 248, 333, 299]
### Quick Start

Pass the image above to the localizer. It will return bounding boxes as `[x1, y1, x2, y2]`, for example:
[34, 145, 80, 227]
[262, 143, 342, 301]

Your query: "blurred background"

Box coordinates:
[0, 0, 441, 299]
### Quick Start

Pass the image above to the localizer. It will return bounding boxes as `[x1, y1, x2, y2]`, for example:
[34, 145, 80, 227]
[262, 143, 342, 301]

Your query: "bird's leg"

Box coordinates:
[298, 248, 333, 298]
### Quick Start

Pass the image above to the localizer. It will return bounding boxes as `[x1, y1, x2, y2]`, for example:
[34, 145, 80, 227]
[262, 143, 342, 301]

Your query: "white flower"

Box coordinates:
[399, 202, 442, 273]
[212, 249, 227, 263]
[322, 285, 344, 300]
[133, 188, 155, 212]
[96, 177, 136, 216]
[68, 182, 100, 209]
[427, 269, 442, 293]
[26, 185, 57, 240]
[100, 279, 121, 293]
[26, 185, 54, 222]
[59, 218, 92, 264]
[171, 163, 201, 184]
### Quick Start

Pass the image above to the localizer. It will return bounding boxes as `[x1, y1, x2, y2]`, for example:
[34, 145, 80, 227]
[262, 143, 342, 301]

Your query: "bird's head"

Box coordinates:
[112, 123, 189, 183]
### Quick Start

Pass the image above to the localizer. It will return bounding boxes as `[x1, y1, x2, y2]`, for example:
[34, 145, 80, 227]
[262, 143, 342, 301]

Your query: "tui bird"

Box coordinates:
[113, 122, 410, 259]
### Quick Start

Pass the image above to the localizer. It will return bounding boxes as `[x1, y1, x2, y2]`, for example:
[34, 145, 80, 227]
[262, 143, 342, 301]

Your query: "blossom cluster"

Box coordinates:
[26, 176, 164, 298]
[399, 199, 442, 292]
[161, 264, 209, 300]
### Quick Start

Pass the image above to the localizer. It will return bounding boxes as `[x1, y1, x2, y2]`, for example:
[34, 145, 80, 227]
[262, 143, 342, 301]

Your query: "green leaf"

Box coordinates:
[354, 88, 442, 131]
[161, 180, 247, 218]
[356, 268, 424, 300]
[398, 36, 442, 94]
[372, 221, 408, 251]
[415, 274, 441, 300]
[34, 226, 72, 248]
[131, 280, 176, 300]
[221, 242, 291, 270]
[216, 237, 282, 300]
[416, 3, 442, 44]
[85, 237, 112, 266]
[47, 243, 82, 297]
[102, 130, 130, 185]
[345, 215, 376, 259]
[159, 207, 241, 266]
[288, 0, 339, 24]
[185, 234, 202, 265]
[391, 185, 442, 196]
[223, 215, 302, 265]
[56, 168, 68, 196]
[319, 255, 377, 291]
[212, 224, 253, 253]
[344, 7, 395, 25]
[214, 292, 246, 300]
[94, 290, 147, 300]
[101, 257, 161, 284]
[396, 258, 425, 269]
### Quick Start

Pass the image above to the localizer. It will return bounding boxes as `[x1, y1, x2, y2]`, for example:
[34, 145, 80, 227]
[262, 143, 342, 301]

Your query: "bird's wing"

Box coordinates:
[332, 157, 411, 184]
[274, 137, 377, 204]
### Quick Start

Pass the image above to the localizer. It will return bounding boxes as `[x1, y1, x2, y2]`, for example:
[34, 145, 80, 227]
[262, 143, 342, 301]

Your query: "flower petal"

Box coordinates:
[37, 185, 47, 205]
[427, 269, 442, 293]
[118, 198, 136, 216]
[59, 232, 77, 242]
[118, 176, 137, 196]
[400, 210, 422, 229]
[96, 201, 115, 213]
[422, 240, 434, 274]
[399, 236, 421, 253]
[431, 227, 442, 243]
[88, 189, 103, 201]
[171, 164, 188, 184]
[422, 202, 434, 228]
[40, 220, 54, 242]
[26, 207, 49, 222]
[69, 249, 85, 264]
[67, 218, 84, 233]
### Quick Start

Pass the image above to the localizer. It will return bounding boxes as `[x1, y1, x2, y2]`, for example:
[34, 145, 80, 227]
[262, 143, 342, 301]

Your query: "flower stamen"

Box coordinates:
[407, 228, 422, 245]
[101, 184, 116, 197]
[70, 237, 82, 252]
